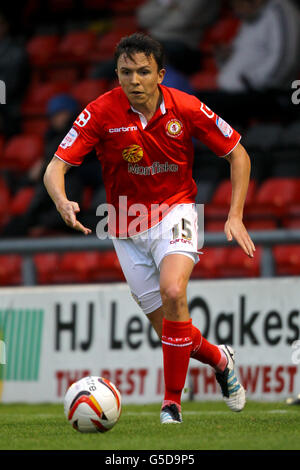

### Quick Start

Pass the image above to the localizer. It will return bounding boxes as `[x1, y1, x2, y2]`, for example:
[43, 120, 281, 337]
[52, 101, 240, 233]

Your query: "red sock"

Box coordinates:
[190, 324, 227, 371]
[162, 318, 193, 407]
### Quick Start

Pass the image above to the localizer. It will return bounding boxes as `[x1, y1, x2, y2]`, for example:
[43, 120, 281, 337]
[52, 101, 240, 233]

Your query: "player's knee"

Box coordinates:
[160, 282, 185, 306]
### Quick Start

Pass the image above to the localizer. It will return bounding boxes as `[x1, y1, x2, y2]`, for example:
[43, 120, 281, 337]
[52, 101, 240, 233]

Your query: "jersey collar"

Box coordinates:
[119, 84, 173, 114]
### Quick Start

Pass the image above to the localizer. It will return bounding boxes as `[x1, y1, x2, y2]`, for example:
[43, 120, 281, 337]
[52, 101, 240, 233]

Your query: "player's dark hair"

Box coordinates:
[114, 33, 165, 71]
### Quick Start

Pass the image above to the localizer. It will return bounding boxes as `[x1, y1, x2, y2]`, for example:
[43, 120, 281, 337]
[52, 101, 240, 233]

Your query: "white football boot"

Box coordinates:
[160, 403, 182, 424]
[215, 345, 246, 412]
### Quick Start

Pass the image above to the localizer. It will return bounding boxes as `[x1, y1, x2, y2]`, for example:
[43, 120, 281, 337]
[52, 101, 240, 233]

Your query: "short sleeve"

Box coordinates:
[188, 95, 241, 157]
[55, 101, 102, 166]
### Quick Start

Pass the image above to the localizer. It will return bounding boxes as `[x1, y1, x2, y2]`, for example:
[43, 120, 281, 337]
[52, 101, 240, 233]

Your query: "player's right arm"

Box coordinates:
[43, 156, 91, 235]
[44, 101, 103, 235]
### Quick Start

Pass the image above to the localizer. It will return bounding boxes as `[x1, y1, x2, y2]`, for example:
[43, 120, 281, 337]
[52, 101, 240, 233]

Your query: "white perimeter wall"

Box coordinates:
[0, 277, 299, 403]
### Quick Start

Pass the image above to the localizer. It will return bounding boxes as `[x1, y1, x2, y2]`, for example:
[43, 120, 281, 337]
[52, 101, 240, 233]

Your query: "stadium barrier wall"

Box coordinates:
[0, 277, 299, 404]
[0, 229, 300, 284]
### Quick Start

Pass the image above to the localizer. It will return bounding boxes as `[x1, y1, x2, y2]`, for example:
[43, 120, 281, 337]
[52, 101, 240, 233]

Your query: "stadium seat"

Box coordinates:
[22, 116, 49, 136]
[273, 245, 300, 276]
[282, 199, 300, 228]
[70, 79, 109, 108]
[112, 14, 139, 35]
[1, 134, 44, 171]
[245, 178, 300, 223]
[34, 253, 61, 284]
[190, 56, 218, 91]
[26, 35, 60, 66]
[190, 70, 218, 91]
[204, 220, 224, 232]
[49, 252, 92, 283]
[57, 30, 97, 64]
[205, 179, 257, 221]
[44, 64, 81, 84]
[281, 214, 300, 229]
[22, 81, 70, 115]
[9, 187, 35, 216]
[0, 134, 5, 154]
[191, 247, 230, 279]
[42, 251, 124, 284]
[246, 219, 278, 231]
[218, 246, 262, 278]
[109, 0, 145, 13]
[90, 30, 128, 62]
[0, 177, 11, 228]
[0, 255, 22, 286]
[200, 16, 241, 53]
[88, 251, 125, 283]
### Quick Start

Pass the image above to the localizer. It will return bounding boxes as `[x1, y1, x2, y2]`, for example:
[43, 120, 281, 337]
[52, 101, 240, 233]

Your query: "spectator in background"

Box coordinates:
[137, 0, 221, 75]
[1, 94, 102, 237]
[0, 11, 30, 137]
[201, 0, 300, 126]
[218, 0, 300, 92]
[91, 0, 220, 88]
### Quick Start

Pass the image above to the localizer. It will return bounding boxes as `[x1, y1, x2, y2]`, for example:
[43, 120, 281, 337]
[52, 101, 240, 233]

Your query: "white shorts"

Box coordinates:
[112, 203, 201, 315]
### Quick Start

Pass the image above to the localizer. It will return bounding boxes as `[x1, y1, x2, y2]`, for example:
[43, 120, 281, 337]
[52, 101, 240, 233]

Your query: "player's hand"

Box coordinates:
[224, 215, 255, 258]
[57, 200, 92, 235]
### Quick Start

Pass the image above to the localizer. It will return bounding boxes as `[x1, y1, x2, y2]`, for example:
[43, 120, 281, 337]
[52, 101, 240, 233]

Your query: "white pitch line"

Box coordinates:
[125, 409, 290, 416]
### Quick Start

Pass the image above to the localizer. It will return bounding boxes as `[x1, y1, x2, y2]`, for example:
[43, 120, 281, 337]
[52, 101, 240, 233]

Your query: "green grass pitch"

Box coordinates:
[0, 401, 299, 450]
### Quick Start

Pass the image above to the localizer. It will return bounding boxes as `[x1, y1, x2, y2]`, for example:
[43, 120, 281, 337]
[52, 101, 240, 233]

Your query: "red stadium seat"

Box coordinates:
[0, 134, 5, 153]
[113, 15, 139, 34]
[57, 30, 97, 64]
[245, 178, 300, 223]
[22, 116, 49, 136]
[205, 179, 257, 222]
[34, 253, 61, 284]
[88, 251, 125, 283]
[10, 187, 35, 216]
[218, 246, 262, 278]
[0, 177, 11, 227]
[109, 0, 145, 13]
[44, 65, 81, 84]
[191, 247, 230, 279]
[273, 245, 300, 276]
[22, 81, 70, 115]
[281, 203, 300, 228]
[70, 79, 109, 108]
[190, 71, 218, 91]
[200, 16, 241, 53]
[27, 35, 60, 66]
[1, 134, 44, 171]
[204, 220, 225, 232]
[43, 251, 124, 284]
[91, 30, 127, 62]
[245, 219, 278, 230]
[0, 255, 22, 286]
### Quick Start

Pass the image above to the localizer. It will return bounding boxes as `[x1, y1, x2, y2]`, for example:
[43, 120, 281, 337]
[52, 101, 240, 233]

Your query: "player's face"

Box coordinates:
[116, 52, 165, 110]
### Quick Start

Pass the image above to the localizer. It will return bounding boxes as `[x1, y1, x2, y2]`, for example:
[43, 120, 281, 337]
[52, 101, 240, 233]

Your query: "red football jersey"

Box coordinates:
[55, 85, 241, 237]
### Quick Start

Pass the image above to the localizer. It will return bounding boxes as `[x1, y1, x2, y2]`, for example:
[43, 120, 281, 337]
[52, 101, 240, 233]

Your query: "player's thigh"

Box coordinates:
[112, 237, 162, 315]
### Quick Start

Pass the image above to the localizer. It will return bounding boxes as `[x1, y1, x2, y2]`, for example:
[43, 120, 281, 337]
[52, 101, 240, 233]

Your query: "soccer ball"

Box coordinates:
[64, 376, 122, 433]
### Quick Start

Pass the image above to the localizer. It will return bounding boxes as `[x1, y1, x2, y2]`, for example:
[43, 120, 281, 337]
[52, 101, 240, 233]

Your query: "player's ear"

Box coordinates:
[158, 68, 166, 84]
[115, 68, 120, 83]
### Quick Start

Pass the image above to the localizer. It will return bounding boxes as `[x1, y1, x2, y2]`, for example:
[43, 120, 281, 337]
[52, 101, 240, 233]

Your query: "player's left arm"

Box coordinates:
[223, 142, 256, 258]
